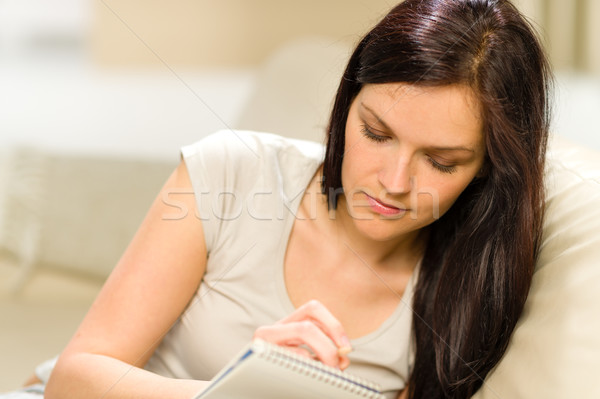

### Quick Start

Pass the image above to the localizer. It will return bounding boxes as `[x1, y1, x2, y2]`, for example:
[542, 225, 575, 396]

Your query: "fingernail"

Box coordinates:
[340, 335, 352, 349]
[337, 346, 352, 356]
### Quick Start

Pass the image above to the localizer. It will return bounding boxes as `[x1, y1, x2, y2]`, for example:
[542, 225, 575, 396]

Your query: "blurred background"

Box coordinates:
[1, 0, 599, 157]
[1, 0, 599, 392]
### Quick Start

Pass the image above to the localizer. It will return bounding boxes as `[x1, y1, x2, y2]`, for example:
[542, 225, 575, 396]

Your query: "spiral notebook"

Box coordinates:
[193, 339, 386, 399]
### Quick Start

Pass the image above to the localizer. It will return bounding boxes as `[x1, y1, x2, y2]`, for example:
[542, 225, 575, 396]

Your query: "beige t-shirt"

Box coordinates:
[144, 130, 416, 398]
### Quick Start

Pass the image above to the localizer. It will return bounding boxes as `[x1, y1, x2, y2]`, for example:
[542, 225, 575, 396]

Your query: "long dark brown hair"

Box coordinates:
[321, 0, 552, 397]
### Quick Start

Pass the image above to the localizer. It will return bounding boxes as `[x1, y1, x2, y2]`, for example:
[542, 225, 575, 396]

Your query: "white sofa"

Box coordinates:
[473, 136, 600, 398]
[1, 37, 600, 396]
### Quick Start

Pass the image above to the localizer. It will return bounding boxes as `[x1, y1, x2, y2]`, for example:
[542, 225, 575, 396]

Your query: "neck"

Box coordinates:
[302, 169, 425, 270]
[325, 193, 426, 270]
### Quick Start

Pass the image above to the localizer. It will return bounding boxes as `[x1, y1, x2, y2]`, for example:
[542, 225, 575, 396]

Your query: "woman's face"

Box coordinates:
[340, 83, 486, 243]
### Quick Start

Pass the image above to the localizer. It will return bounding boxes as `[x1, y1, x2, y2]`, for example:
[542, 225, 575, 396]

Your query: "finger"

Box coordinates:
[282, 345, 314, 359]
[339, 354, 350, 371]
[277, 300, 352, 352]
[254, 321, 344, 368]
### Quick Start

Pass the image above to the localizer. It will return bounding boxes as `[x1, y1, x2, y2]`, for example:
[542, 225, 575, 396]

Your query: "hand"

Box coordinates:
[253, 300, 352, 370]
[23, 374, 43, 387]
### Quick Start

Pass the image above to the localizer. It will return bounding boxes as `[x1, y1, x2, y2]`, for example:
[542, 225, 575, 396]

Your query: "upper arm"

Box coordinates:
[60, 160, 207, 367]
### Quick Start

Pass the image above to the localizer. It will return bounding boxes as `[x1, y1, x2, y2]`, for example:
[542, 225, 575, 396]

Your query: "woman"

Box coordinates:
[11, 0, 552, 398]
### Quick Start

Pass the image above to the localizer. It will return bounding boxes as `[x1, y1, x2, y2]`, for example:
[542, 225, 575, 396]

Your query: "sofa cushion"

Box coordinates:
[473, 135, 600, 398]
[234, 36, 349, 144]
[0, 146, 175, 286]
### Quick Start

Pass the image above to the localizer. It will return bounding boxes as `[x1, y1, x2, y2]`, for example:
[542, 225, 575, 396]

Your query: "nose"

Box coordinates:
[378, 157, 413, 195]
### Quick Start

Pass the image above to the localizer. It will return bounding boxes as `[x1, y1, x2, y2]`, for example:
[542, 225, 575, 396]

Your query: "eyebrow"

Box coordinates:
[360, 103, 475, 153]
[361, 103, 393, 131]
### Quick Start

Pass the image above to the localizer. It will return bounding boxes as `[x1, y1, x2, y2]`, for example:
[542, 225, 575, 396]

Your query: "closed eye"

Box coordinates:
[360, 124, 390, 143]
[427, 157, 457, 174]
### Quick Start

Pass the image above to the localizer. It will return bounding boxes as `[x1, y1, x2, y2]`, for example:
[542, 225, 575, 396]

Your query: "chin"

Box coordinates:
[353, 217, 419, 243]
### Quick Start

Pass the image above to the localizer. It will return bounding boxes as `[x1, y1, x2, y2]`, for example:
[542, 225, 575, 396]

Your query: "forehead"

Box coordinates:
[357, 83, 484, 149]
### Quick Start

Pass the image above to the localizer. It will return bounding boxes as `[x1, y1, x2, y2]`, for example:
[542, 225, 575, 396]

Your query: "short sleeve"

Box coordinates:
[181, 130, 263, 253]
[180, 129, 324, 255]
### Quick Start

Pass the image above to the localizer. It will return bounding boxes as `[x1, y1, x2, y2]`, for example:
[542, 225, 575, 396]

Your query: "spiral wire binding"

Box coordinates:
[253, 340, 384, 398]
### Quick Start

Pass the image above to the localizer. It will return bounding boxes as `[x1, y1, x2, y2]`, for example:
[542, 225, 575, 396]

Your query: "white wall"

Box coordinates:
[552, 73, 600, 150]
[1, 0, 599, 159]
[0, 60, 256, 160]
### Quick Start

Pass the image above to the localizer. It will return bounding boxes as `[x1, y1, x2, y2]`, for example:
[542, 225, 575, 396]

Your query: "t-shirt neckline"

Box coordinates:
[274, 161, 417, 347]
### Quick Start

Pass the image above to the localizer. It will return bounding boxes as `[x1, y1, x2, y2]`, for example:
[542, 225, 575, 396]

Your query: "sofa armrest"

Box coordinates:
[472, 136, 600, 398]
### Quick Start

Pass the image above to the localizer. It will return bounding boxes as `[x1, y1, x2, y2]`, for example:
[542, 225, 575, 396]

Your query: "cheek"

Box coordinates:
[341, 142, 383, 191]
[417, 178, 474, 218]
[341, 130, 365, 185]
[340, 148, 359, 191]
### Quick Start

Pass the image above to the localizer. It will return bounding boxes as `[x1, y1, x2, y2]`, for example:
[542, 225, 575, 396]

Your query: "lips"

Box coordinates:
[365, 193, 405, 216]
